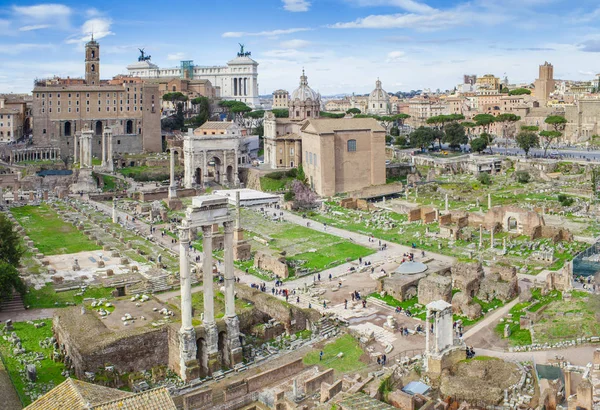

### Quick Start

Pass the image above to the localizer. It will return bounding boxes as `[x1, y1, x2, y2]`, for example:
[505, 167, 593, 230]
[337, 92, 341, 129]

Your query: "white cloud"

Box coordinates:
[385, 50, 405, 62]
[329, 6, 503, 31]
[65, 18, 114, 45]
[0, 43, 54, 55]
[13, 4, 71, 21]
[280, 39, 311, 49]
[345, 0, 434, 14]
[282, 0, 310, 12]
[19, 24, 50, 32]
[0, 19, 11, 35]
[222, 28, 310, 38]
[167, 52, 186, 60]
[86, 8, 102, 18]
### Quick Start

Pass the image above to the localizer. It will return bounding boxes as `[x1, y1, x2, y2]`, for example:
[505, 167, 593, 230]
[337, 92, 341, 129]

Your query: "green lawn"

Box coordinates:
[11, 205, 100, 255]
[303, 334, 366, 373]
[24, 284, 114, 309]
[0, 319, 66, 405]
[288, 242, 374, 272]
[260, 176, 293, 192]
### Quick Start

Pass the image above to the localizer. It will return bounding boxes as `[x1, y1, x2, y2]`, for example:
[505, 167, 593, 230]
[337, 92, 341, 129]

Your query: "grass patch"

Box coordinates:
[288, 242, 374, 272]
[118, 165, 182, 182]
[369, 293, 420, 310]
[0, 319, 66, 405]
[260, 176, 293, 192]
[24, 284, 114, 309]
[303, 334, 366, 373]
[11, 205, 100, 255]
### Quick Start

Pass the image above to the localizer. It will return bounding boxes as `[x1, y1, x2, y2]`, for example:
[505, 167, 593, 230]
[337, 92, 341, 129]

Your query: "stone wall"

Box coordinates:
[381, 274, 424, 302]
[254, 250, 289, 278]
[246, 358, 304, 391]
[451, 262, 484, 297]
[139, 188, 196, 202]
[418, 273, 452, 305]
[304, 369, 334, 394]
[320, 379, 343, 403]
[225, 380, 250, 401]
[477, 265, 518, 302]
[182, 388, 213, 410]
[388, 390, 414, 410]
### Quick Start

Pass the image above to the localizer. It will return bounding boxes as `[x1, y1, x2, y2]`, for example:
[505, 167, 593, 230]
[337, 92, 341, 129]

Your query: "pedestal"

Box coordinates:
[225, 316, 243, 366]
[179, 327, 199, 381]
[70, 168, 97, 193]
[204, 323, 220, 374]
[166, 198, 183, 211]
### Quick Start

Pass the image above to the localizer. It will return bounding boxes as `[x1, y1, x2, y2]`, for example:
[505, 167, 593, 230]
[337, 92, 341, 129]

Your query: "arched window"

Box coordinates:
[91, 64, 95, 72]
[172, 86, 176, 91]
[64, 121, 71, 136]
[126, 120, 133, 134]
[347, 139, 357, 152]
[91, 50, 95, 58]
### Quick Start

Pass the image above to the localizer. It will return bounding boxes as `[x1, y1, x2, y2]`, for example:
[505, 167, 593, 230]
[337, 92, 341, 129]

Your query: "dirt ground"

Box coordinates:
[94, 298, 174, 331]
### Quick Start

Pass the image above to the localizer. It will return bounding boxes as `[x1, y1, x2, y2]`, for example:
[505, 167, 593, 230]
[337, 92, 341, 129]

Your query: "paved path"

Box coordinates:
[478, 345, 599, 367]
[463, 298, 519, 341]
[0, 360, 21, 410]
[0, 308, 56, 323]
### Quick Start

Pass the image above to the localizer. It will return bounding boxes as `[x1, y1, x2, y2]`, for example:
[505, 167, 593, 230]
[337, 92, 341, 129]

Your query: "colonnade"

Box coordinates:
[233, 77, 248, 96]
[74, 126, 113, 170]
[11, 147, 59, 163]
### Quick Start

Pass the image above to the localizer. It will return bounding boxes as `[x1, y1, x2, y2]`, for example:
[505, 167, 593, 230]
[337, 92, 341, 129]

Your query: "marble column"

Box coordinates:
[180, 227, 193, 331]
[106, 128, 114, 172]
[202, 150, 208, 187]
[223, 150, 227, 185]
[490, 227, 494, 249]
[488, 193, 491, 209]
[445, 194, 448, 212]
[169, 149, 177, 199]
[178, 225, 198, 381]
[479, 224, 483, 248]
[234, 150, 239, 185]
[112, 199, 117, 223]
[101, 130, 107, 167]
[201, 225, 219, 370]
[425, 312, 430, 353]
[224, 221, 235, 318]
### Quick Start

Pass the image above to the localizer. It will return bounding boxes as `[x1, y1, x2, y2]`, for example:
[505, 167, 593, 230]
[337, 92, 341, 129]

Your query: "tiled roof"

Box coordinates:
[197, 121, 234, 130]
[302, 118, 385, 135]
[25, 378, 133, 410]
[93, 387, 176, 410]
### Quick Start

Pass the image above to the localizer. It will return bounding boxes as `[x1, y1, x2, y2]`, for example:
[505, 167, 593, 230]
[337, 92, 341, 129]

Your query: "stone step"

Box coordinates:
[0, 293, 25, 312]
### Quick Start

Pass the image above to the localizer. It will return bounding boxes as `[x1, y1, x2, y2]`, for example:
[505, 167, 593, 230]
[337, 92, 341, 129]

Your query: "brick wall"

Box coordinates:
[304, 369, 334, 394]
[183, 388, 213, 410]
[246, 358, 304, 391]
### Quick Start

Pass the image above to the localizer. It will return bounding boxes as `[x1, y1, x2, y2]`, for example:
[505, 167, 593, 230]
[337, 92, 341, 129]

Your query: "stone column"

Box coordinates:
[79, 136, 84, 166]
[224, 221, 235, 318]
[223, 150, 227, 185]
[445, 194, 448, 212]
[488, 193, 491, 209]
[479, 224, 483, 248]
[425, 312, 430, 354]
[169, 149, 177, 199]
[235, 191, 241, 230]
[490, 227, 494, 249]
[203, 150, 208, 187]
[101, 129, 107, 167]
[201, 225, 219, 371]
[503, 237, 507, 254]
[180, 227, 193, 331]
[234, 150, 239, 185]
[112, 199, 117, 223]
[178, 225, 198, 381]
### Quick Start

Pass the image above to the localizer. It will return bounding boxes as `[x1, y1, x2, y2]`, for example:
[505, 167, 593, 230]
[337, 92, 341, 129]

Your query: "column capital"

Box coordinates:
[223, 220, 234, 233]
[179, 226, 190, 243]
[201, 225, 212, 237]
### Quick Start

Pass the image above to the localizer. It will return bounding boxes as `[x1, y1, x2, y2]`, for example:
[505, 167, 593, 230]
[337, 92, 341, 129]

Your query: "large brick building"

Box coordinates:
[32, 37, 161, 156]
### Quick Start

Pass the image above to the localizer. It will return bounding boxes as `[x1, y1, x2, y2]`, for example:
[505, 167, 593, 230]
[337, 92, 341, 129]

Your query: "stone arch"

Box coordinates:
[218, 331, 230, 368]
[226, 165, 233, 183]
[195, 167, 202, 185]
[209, 156, 222, 184]
[64, 121, 72, 137]
[507, 217, 518, 232]
[196, 337, 208, 377]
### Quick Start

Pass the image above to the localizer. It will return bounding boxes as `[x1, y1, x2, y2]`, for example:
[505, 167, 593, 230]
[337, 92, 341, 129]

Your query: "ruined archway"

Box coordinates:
[226, 165, 233, 184]
[196, 337, 208, 377]
[209, 156, 222, 184]
[195, 167, 202, 185]
[218, 331, 230, 368]
[507, 217, 517, 232]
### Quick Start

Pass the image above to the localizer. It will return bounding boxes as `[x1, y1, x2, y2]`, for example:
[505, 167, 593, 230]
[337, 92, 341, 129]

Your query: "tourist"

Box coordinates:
[344, 299, 348, 309]
[296, 296, 300, 303]
[318, 273, 321, 281]
[377, 357, 381, 365]
[323, 301, 327, 309]
[382, 354, 387, 365]
[329, 273, 332, 281]
[320, 351, 324, 361]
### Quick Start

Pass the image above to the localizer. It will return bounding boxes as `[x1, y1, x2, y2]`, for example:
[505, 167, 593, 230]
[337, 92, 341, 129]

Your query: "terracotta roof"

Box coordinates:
[301, 118, 385, 135]
[93, 387, 176, 410]
[196, 121, 234, 130]
[25, 378, 133, 410]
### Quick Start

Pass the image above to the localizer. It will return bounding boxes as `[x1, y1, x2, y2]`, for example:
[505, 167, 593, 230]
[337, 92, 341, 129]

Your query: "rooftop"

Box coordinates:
[197, 121, 235, 130]
[302, 117, 385, 134]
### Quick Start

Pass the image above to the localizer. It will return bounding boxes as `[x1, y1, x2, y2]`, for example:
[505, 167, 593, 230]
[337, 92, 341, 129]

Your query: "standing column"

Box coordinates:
[488, 193, 492, 209]
[169, 149, 177, 199]
[202, 225, 214, 325]
[223, 150, 227, 184]
[425, 312, 430, 354]
[224, 221, 235, 318]
[180, 226, 193, 331]
[106, 128, 114, 172]
[445, 194, 448, 212]
[79, 136, 84, 166]
[112, 198, 118, 224]
[101, 130, 107, 167]
[178, 224, 198, 381]
[434, 312, 440, 353]
[479, 224, 483, 249]
[490, 227, 494, 249]
[234, 150, 239, 185]
[203, 150, 208, 187]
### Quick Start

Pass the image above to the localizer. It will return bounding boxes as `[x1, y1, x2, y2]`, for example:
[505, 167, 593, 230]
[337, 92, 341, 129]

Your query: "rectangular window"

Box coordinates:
[347, 139, 357, 152]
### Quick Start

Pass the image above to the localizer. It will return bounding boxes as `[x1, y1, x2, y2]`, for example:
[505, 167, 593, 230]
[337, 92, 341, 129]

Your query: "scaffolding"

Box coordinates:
[573, 240, 600, 277]
[180, 60, 194, 80]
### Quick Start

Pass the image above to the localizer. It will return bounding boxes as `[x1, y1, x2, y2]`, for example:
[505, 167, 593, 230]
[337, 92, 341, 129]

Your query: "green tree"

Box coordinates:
[409, 126, 436, 151]
[0, 263, 25, 301]
[0, 213, 24, 266]
[539, 130, 562, 157]
[520, 125, 539, 132]
[477, 172, 492, 185]
[443, 122, 467, 149]
[544, 115, 567, 146]
[500, 86, 509, 94]
[220, 100, 252, 123]
[272, 109, 289, 118]
[246, 110, 265, 134]
[515, 171, 531, 183]
[509, 88, 532, 96]
[473, 113, 495, 135]
[394, 113, 411, 127]
[346, 108, 361, 115]
[296, 164, 306, 183]
[462, 121, 477, 141]
[470, 137, 488, 153]
[496, 113, 521, 143]
[191, 96, 210, 127]
[515, 131, 539, 156]
[395, 135, 407, 146]
[390, 126, 400, 137]
[175, 103, 185, 130]
[319, 111, 345, 118]
[480, 132, 494, 153]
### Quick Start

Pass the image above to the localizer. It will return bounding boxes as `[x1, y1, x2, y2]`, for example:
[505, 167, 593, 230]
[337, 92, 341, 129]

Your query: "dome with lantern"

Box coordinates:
[367, 78, 390, 115]
[289, 69, 321, 120]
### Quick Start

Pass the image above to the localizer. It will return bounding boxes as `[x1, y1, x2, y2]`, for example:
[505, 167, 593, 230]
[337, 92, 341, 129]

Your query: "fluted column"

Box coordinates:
[180, 226, 192, 331]
[169, 149, 177, 199]
[224, 221, 235, 318]
[202, 225, 214, 325]
[101, 129, 106, 167]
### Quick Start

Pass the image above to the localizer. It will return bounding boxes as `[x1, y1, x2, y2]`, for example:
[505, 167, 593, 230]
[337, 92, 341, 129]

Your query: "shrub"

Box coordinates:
[285, 168, 297, 178]
[284, 191, 294, 201]
[515, 171, 531, 183]
[477, 173, 492, 185]
[557, 194, 574, 206]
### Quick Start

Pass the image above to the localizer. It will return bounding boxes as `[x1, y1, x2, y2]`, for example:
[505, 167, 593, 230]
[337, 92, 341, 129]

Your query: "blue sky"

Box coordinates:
[0, 0, 599, 95]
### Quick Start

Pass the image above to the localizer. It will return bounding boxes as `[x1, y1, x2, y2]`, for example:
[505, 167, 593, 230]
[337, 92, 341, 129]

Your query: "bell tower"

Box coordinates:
[85, 35, 100, 85]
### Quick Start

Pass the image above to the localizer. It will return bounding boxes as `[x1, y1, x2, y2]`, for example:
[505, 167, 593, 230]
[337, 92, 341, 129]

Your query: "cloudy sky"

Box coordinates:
[0, 0, 599, 96]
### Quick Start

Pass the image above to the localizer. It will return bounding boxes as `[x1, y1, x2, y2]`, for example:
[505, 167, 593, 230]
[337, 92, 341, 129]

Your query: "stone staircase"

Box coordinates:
[0, 292, 25, 313]
[317, 317, 338, 338]
[150, 274, 172, 293]
[366, 296, 396, 313]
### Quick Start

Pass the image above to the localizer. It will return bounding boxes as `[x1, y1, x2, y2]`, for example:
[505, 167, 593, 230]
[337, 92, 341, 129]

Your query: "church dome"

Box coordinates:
[369, 79, 389, 101]
[291, 70, 319, 101]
